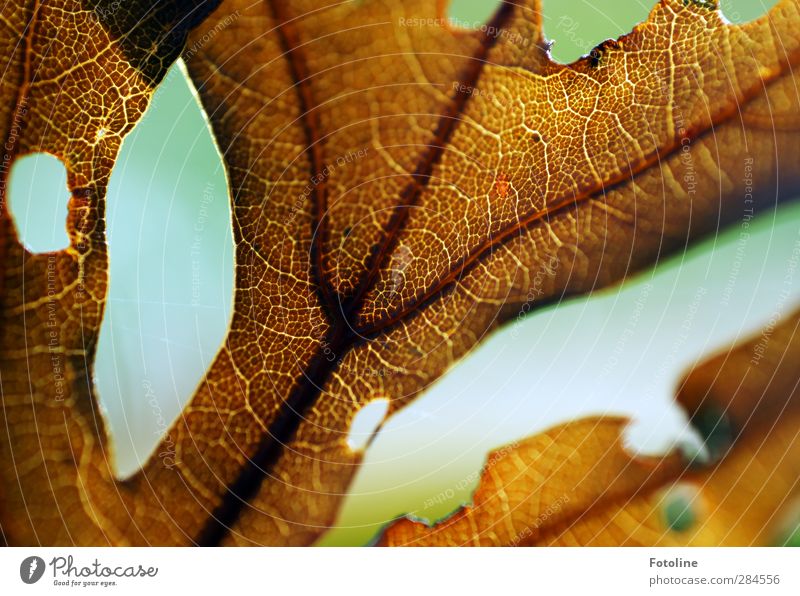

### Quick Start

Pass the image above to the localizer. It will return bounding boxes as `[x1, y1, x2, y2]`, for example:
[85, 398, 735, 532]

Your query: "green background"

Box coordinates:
[7, 0, 795, 546]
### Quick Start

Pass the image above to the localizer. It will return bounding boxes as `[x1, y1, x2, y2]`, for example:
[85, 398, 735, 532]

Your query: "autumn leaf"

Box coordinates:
[380, 417, 686, 546]
[2, 0, 800, 546]
[380, 309, 800, 546]
[0, 0, 220, 545]
[177, 0, 800, 546]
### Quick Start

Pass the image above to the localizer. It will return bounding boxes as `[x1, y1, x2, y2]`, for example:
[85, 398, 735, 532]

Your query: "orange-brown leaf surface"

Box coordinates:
[0, 0, 220, 545]
[380, 310, 800, 546]
[2, 0, 800, 546]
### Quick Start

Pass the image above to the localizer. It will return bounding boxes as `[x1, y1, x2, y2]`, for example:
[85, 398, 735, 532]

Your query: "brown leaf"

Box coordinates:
[177, 0, 800, 546]
[0, 0, 219, 545]
[2, 0, 800, 546]
[380, 309, 800, 546]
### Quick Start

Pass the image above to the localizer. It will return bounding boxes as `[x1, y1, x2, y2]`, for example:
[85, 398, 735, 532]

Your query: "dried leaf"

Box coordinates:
[380, 310, 800, 546]
[0, 0, 219, 545]
[2, 0, 800, 546]
[177, 0, 800, 546]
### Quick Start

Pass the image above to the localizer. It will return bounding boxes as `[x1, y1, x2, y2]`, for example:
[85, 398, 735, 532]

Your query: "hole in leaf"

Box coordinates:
[322, 198, 800, 546]
[542, 0, 650, 64]
[720, 0, 778, 24]
[778, 521, 800, 547]
[770, 500, 800, 546]
[676, 437, 711, 469]
[347, 399, 390, 452]
[447, 0, 503, 29]
[95, 62, 234, 479]
[663, 484, 700, 533]
[690, 404, 735, 462]
[7, 153, 70, 253]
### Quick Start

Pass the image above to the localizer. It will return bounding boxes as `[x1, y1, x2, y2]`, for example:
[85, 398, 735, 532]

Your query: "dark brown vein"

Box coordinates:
[342, 0, 517, 319]
[355, 45, 800, 338]
[195, 0, 517, 546]
[266, 0, 341, 320]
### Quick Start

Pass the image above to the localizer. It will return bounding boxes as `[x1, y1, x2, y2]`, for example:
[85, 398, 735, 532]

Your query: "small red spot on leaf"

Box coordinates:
[495, 173, 510, 198]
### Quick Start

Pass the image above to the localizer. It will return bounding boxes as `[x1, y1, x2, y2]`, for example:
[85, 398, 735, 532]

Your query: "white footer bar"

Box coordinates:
[1, 547, 797, 594]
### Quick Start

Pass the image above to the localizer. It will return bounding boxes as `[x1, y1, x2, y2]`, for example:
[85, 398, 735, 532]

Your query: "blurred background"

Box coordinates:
[6, 0, 795, 546]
